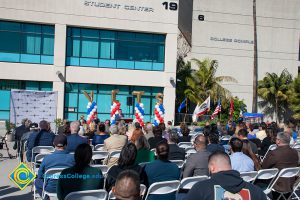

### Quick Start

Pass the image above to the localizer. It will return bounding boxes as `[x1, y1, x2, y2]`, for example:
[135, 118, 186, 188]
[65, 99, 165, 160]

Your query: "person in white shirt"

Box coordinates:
[229, 137, 254, 172]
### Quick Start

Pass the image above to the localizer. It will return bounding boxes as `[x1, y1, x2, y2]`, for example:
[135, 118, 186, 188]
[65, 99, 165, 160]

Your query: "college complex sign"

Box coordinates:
[84, 1, 154, 12]
[210, 37, 254, 45]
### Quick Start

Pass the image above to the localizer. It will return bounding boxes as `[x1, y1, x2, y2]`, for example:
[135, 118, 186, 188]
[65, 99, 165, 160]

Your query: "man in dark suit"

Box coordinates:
[26, 120, 55, 162]
[66, 121, 88, 152]
[262, 132, 299, 199]
[182, 135, 211, 178]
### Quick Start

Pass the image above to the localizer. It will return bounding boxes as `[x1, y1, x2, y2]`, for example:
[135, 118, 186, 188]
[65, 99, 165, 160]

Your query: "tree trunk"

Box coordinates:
[275, 98, 279, 123]
[252, 0, 258, 113]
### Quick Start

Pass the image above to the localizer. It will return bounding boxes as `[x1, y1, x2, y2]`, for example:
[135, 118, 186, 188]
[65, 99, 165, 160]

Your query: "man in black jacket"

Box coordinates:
[168, 130, 185, 160]
[185, 151, 267, 200]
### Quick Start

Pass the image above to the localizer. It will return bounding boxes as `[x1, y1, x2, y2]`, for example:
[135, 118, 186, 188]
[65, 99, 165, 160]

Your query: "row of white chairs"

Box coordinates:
[35, 162, 300, 200]
[40, 165, 209, 200]
[240, 167, 300, 200]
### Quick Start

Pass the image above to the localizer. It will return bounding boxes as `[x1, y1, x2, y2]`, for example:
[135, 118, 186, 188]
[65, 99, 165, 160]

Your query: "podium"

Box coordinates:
[122, 118, 133, 124]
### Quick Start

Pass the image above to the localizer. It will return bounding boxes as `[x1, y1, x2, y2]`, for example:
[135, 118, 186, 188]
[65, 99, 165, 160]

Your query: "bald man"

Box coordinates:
[185, 151, 267, 200]
[112, 170, 141, 200]
[182, 134, 211, 178]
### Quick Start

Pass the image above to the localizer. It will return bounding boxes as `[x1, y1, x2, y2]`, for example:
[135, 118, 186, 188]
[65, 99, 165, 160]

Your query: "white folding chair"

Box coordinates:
[178, 142, 193, 149]
[108, 184, 147, 200]
[109, 150, 121, 159]
[94, 144, 105, 151]
[33, 153, 50, 174]
[264, 167, 300, 199]
[185, 147, 196, 157]
[253, 168, 279, 190]
[91, 164, 109, 176]
[64, 189, 108, 200]
[178, 175, 209, 192]
[139, 162, 150, 168]
[31, 146, 54, 169]
[292, 143, 300, 150]
[90, 144, 94, 151]
[240, 171, 258, 183]
[92, 151, 109, 164]
[150, 149, 157, 156]
[288, 179, 300, 199]
[170, 160, 185, 168]
[32, 153, 51, 199]
[42, 168, 65, 199]
[144, 180, 180, 200]
[261, 144, 277, 161]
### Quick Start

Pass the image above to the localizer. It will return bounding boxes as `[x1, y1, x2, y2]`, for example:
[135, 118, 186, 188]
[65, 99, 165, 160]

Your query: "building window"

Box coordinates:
[64, 83, 163, 122]
[0, 21, 54, 64]
[66, 27, 165, 71]
[0, 80, 53, 120]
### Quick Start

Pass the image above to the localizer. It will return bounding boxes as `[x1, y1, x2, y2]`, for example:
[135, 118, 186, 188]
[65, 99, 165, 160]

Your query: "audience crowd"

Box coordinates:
[14, 117, 300, 200]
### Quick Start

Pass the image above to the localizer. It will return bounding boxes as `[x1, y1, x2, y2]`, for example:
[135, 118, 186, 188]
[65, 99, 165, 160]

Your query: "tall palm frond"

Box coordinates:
[258, 69, 293, 122]
[185, 58, 237, 105]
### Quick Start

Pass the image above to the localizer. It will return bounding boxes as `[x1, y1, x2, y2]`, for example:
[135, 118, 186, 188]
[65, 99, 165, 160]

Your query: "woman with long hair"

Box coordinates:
[135, 135, 155, 164]
[57, 143, 104, 200]
[260, 128, 277, 156]
[242, 140, 261, 171]
[105, 143, 146, 191]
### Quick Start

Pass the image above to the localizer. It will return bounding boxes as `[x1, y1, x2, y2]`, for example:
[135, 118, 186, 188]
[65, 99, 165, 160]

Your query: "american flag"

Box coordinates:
[211, 99, 221, 120]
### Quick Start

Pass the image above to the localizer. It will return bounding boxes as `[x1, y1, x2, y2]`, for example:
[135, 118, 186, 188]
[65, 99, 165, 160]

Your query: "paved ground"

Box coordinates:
[0, 125, 33, 200]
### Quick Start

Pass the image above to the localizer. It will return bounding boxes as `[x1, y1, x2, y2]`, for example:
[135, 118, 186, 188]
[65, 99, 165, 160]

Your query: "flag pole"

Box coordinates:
[183, 98, 188, 124]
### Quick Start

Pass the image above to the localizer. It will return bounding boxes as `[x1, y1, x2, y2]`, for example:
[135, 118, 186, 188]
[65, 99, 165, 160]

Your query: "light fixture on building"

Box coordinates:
[56, 71, 65, 82]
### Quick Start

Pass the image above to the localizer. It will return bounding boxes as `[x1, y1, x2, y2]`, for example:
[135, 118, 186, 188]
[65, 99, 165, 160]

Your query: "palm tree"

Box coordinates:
[257, 69, 293, 122]
[184, 58, 237, 105]
[252, 0, 258, 113]
[288, 76, 300, 120]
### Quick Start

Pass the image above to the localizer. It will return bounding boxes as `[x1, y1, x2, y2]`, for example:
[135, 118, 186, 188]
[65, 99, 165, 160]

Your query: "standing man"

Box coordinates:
[182, 135, 211, 178]
[115, 109, 124, 122]
[14, 118, 30, 155]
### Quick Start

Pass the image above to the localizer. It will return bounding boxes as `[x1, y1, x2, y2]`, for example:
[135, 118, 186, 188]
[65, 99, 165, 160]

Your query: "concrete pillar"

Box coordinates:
[164, 86, 176, 123]
[53, 24, 67, 119]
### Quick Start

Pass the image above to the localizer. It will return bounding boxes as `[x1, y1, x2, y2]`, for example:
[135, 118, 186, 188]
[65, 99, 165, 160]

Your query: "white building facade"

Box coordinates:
[0, 0, 178, 123]
[188, 0, 300, 112]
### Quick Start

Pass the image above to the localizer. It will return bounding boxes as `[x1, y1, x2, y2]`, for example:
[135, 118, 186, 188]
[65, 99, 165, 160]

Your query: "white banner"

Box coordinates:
[10, 90, 58, 128]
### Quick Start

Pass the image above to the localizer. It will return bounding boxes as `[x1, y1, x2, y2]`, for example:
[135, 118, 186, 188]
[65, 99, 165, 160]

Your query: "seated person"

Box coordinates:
[112, 170, 141, 200]
[207, 133, 225, 153]
[229, 138, 254, 172]
[144, 141, 180, 200]
[26, 120, 55, 162]
[135, 135, 155, 164]
[92, 123, 110, 145]
[148, 126, 167, 150]
[185, 151, 267, 200]
[178, 127, 191, 143]
[35, 135, 75, 200]
[57, 143, 104, 200]
[103, 125, 128, 167]
[183, 135, 211, 178]
[167, 130, 185, 160]
[66, 121, 88, 152]
[106, 143, 145, 191]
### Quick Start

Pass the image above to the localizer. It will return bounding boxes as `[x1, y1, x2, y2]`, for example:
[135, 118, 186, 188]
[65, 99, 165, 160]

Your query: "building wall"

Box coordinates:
[0, 0, 178, 122]
[190, 0, 300, 112]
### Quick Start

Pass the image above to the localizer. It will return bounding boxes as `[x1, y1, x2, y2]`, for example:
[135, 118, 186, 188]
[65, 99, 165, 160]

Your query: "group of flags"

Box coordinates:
[178, 96, 235, 122]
